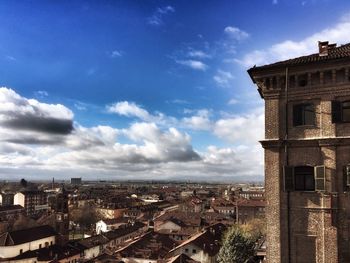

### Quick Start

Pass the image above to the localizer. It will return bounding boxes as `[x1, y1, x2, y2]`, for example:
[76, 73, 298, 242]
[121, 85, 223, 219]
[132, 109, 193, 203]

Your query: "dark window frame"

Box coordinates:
[344, 165, 350, 191]
[283, 165, 325, 192]
[332, 100, 350, 123]
[294, 166, 315, 191]
[293, 103, 316, 126]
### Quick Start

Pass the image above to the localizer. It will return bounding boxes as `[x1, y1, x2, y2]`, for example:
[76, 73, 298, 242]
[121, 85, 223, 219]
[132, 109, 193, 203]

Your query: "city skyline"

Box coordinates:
[1, 0, 350, 180]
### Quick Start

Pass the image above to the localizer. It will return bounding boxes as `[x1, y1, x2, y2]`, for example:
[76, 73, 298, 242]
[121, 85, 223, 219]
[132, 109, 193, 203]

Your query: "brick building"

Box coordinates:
[248, 41, 350, 262]
[14, 190, 48, 217]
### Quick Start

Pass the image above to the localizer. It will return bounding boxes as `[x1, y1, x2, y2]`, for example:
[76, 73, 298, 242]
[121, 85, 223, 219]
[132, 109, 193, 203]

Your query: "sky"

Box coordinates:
[1, 0, 350, 182]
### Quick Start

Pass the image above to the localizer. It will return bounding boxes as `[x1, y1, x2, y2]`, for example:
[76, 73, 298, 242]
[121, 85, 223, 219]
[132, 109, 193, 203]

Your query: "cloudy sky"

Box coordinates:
[1, 0, 350, 181]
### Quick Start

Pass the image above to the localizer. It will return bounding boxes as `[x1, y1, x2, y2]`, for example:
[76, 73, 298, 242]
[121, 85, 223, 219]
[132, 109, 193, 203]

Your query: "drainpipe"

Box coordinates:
[284, 67, 291, 263]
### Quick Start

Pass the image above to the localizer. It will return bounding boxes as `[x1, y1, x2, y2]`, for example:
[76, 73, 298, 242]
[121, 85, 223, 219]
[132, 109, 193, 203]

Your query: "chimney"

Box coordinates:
[319, 41, 329, 56]
[318, 41, 337, 57]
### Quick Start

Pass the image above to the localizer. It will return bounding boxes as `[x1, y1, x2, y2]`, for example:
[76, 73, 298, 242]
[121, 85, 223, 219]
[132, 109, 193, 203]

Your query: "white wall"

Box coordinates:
[13, 193, 25, 207]
[84, 246, 100, 259]
[173, 244, 214, 263]
[96, 221, 107, 234]
[157, 221, 181, 232]
[122, 257, 157, 263]
[0, 236, 55, 259]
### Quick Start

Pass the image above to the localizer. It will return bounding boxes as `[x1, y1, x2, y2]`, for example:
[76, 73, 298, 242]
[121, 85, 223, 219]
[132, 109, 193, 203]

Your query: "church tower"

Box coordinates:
[54, 186, 69, 245]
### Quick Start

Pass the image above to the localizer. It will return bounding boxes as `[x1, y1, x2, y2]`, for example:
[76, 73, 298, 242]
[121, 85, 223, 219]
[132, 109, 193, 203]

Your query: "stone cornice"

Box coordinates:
[260, 137, 350, 148]
[263, 84, 350, 100]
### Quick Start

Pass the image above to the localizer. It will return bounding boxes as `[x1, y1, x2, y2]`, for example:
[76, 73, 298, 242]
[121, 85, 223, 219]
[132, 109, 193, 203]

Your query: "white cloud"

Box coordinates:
[213, 70, 234, 87]
[111, 50, 123, 58]
[224, 26, 250, 41]
[214, 107, 264, 145]
[34, 90, 49, 98]
[182, 109, 212, 131]
[5, 55, 16, 61]
[0, 88, 264, 181]
[228, 98, 239, 105]
[0, 87, 73, 120]
[236, 13, 350, 67]
[168, 99, 189, 105]
[148, 6, 175, 26]
[187, 50, 211, 59]
[74, 102, 87, 111]
[176, 60, 208, 71]
[107, 101, 151, 121]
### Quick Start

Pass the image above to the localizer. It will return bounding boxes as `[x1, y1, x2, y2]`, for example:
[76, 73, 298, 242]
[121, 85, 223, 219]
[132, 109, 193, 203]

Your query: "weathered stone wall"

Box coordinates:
[262, 87, 350, 263]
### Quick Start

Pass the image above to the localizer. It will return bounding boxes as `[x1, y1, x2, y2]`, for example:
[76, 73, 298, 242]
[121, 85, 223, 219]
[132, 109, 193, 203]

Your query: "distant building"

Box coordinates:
[211, 198, 235, 217]
[167, 253, 200, 263]
[117, 231, 177, 262]
[9, 244, 83, 262]
[168, 223, 227, 263]
[248, 41, 350, 262]
[96, 218, 130, 234]
[0, 205, 24, 221]
[235, 199, 266, 224]
[14, 190, 48, 217]
[0, 225, 56, 258]
[0, 192, 14, 206]
[71, 177, 82, 185]
[237, 190, 265, 200]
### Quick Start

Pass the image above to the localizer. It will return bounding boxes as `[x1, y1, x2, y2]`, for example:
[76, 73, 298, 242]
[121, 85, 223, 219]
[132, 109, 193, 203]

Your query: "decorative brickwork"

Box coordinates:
[249, 42, 350, 263]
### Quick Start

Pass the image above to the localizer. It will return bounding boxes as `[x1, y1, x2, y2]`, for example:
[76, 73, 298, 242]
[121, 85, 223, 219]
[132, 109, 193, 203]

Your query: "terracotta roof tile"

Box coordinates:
[248, 43, 350, 72]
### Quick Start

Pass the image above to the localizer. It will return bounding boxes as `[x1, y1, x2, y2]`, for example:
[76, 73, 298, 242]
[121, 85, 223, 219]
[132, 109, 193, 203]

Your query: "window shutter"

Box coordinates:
[331, 101, 341, 123]
[283, 166, 294, 191]
[314, 166, 326, 192]
[345, 165, 350, 189]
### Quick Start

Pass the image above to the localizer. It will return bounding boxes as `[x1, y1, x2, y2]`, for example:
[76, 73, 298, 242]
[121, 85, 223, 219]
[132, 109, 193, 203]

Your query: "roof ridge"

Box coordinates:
[248, 42, 350, 71]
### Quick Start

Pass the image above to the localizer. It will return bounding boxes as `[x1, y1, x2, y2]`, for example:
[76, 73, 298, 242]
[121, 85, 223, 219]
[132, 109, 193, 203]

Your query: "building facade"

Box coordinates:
[0, 225, 56, 259]
[248, 42, 350, 262]
[14, 190, 48, 217]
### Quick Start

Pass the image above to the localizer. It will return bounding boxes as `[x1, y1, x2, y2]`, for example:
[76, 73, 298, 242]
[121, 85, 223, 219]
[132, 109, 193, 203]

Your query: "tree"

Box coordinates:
[217, 225, 256, 263]
[241, 218, 266, 241]
[70, 204, 102, 233]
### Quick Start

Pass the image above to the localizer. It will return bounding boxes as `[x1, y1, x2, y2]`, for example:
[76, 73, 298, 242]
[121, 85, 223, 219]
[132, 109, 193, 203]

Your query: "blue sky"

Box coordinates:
[0, 0, 350, 181]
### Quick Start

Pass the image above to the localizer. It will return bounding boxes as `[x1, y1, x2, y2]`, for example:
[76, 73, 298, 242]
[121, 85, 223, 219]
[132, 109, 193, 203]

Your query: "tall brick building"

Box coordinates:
[248, 41, 350, 263]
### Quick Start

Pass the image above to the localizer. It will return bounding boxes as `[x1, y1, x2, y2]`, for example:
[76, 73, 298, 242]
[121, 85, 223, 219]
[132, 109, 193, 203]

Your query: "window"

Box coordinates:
[20, 249, 23, 254]
[344, 165, 350, 191]
[294, 166, 315, 191]
[192, 249, 197, 253]
[298, 74, 308, 87]
[185, 248, 189, 253]
[342, 101, 350, 122]
[332, 101, 350, 123]
[284, 165, 325, 192]
[293, 103, 315, 126]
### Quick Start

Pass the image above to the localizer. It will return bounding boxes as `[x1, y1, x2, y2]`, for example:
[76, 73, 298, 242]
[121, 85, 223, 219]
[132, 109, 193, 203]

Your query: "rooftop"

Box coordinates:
[0, 225, 56, 246]
[0, 204, 24, 212]
[248, 42, 350, 73]
[169, 223, 227, 257]
[118, 231, 177, 260]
